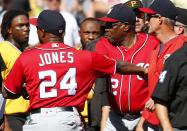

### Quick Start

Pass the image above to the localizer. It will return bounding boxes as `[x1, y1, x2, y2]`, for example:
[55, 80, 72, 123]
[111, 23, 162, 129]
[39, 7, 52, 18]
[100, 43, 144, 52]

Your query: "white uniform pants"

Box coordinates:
[23, 107, 84, 131]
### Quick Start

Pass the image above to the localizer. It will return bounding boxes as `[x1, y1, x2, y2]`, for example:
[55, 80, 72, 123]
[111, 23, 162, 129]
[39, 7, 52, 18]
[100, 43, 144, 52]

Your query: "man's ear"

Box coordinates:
[37, 28, 45, 38]
[8, 28, 12, 34]
[61, 32, 65, 38]
[179, 26, 185, 34]
[159, 17, 164, 25]
[122, 24, 130, 32]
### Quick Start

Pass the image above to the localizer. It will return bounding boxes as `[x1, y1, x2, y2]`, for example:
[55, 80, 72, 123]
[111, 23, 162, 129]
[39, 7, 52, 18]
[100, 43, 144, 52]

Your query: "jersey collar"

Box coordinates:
[35, 42, 72, 50]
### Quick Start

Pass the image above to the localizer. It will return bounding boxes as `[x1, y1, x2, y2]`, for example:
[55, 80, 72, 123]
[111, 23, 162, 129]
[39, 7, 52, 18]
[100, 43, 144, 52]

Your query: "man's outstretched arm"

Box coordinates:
[116, 61, 148, 77]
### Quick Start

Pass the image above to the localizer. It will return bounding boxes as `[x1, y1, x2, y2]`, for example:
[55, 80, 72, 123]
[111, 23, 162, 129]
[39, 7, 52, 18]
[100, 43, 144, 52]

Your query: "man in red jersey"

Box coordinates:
[2, 10, 147, 131]
[136, 0, 187, 130]
[96, 2, 159, 131]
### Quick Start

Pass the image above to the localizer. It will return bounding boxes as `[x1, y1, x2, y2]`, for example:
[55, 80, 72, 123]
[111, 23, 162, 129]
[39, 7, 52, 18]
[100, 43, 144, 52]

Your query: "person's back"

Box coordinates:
[15, 42, 115, 111]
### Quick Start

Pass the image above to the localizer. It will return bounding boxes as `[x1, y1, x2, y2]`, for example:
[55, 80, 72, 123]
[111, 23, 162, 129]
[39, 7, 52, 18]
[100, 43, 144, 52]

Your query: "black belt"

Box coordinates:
[117, 112, 140, 120]
[30, 107, 74, 114]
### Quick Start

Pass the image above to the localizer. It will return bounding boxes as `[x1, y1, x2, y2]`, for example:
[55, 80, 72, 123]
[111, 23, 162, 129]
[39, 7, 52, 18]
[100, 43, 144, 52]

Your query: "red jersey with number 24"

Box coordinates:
[4, 42, 116, 111]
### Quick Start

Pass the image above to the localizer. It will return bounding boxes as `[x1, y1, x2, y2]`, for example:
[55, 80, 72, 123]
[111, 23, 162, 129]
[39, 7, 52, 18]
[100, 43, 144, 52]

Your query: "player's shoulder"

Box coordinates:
[139, 33, 159, 42]
[77, 50, 101, 57]
[165, 44, 187, 65]
[0, 41, 21, 56]
[76, 49, 92, 56]
[96, 37, 112, 48]
[171, 44, 187, 59]
[0, 41, 12, 48]
[20, 46, 40, 60]
[138, 33, 159, 48]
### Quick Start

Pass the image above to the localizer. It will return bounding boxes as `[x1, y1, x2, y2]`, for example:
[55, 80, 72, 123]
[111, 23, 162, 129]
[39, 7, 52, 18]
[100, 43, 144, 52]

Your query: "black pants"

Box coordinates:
[6, 114, 27, 131]
[143, 121, 162, 131]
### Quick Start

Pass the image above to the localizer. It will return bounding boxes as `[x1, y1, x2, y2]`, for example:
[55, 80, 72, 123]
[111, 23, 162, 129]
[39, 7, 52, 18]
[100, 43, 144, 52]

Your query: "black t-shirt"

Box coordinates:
[86, 38, 109, 126]
[152, 43, 187, 129]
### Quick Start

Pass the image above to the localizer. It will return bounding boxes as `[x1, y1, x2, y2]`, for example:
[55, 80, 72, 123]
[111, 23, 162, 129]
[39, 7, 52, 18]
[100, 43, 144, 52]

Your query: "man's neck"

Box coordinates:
[8, 38, 21, 50]
[7, 38, 28, 52]
[156, 28, 177, 44]
[46, 38, 63, 43]
[121, 33, 137, 48]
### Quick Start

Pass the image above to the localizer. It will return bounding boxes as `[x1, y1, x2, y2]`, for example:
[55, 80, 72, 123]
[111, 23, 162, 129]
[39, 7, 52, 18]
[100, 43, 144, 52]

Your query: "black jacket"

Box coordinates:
[152, 43, 187, 129]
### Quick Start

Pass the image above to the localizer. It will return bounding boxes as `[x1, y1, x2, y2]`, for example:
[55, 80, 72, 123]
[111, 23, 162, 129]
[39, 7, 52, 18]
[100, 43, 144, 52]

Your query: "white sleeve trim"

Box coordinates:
[3, 84, 17, 94]
[113, 60, 117, 75]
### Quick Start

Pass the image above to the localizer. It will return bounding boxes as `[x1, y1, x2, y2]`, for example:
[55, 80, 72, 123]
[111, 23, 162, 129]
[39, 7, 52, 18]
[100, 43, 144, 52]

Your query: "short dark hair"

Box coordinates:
[80, 17, 101, 28]
[80, 17, 105, 35]
[1, 10, 29, 40]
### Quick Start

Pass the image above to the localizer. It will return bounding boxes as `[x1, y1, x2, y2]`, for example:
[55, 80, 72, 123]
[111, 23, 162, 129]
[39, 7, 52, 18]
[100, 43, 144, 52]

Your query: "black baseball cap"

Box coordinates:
[30, 10, 66, 36]
[139, 0, 177, 20]
[176, 7, 187, 26]
[124, 0, 143, 9]
[98, 3, 136, 25]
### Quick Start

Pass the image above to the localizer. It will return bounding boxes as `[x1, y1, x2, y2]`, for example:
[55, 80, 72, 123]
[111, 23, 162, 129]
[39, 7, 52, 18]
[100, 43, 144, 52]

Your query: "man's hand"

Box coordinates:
[145, 98, 155, 111]
[116, 61, 148, 78]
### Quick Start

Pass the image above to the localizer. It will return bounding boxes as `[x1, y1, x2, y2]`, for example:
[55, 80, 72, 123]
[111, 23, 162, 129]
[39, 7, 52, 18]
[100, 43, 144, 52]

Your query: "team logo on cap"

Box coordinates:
[124, 0, 142, 8]
[131, 1, 139, 7]
[59, 30, 63, 33]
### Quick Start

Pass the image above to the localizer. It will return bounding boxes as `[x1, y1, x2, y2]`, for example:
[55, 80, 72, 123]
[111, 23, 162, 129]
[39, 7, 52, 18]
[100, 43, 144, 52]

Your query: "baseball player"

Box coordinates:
[0, 10, 30, 131]
[96, 3, 159, 131]
[2, 10, 147, 131]
[137, 0, 187, 130]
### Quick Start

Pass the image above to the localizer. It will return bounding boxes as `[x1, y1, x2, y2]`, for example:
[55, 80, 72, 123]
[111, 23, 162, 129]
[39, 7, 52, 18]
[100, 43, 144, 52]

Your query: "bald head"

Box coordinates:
[79, 18, 102, 49]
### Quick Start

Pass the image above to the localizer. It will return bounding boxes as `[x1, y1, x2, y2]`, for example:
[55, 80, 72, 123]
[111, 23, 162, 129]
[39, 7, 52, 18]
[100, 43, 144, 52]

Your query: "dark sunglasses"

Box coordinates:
[105, 22, 129, 29]
[134, 11, 145, 19]
[146, 14, 161, 21]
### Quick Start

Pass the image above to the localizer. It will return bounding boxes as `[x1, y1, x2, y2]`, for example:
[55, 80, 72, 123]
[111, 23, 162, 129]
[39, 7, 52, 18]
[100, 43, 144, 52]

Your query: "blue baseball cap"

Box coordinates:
[176, 7, 187, 26]
[98, 3, 136, 25]
[30, 10, 66, 36]
[139, 0, 177, 20]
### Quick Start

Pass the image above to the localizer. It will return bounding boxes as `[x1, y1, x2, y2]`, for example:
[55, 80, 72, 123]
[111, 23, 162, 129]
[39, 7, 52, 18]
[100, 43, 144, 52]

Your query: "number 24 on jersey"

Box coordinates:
[38, 68, 77, 98]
